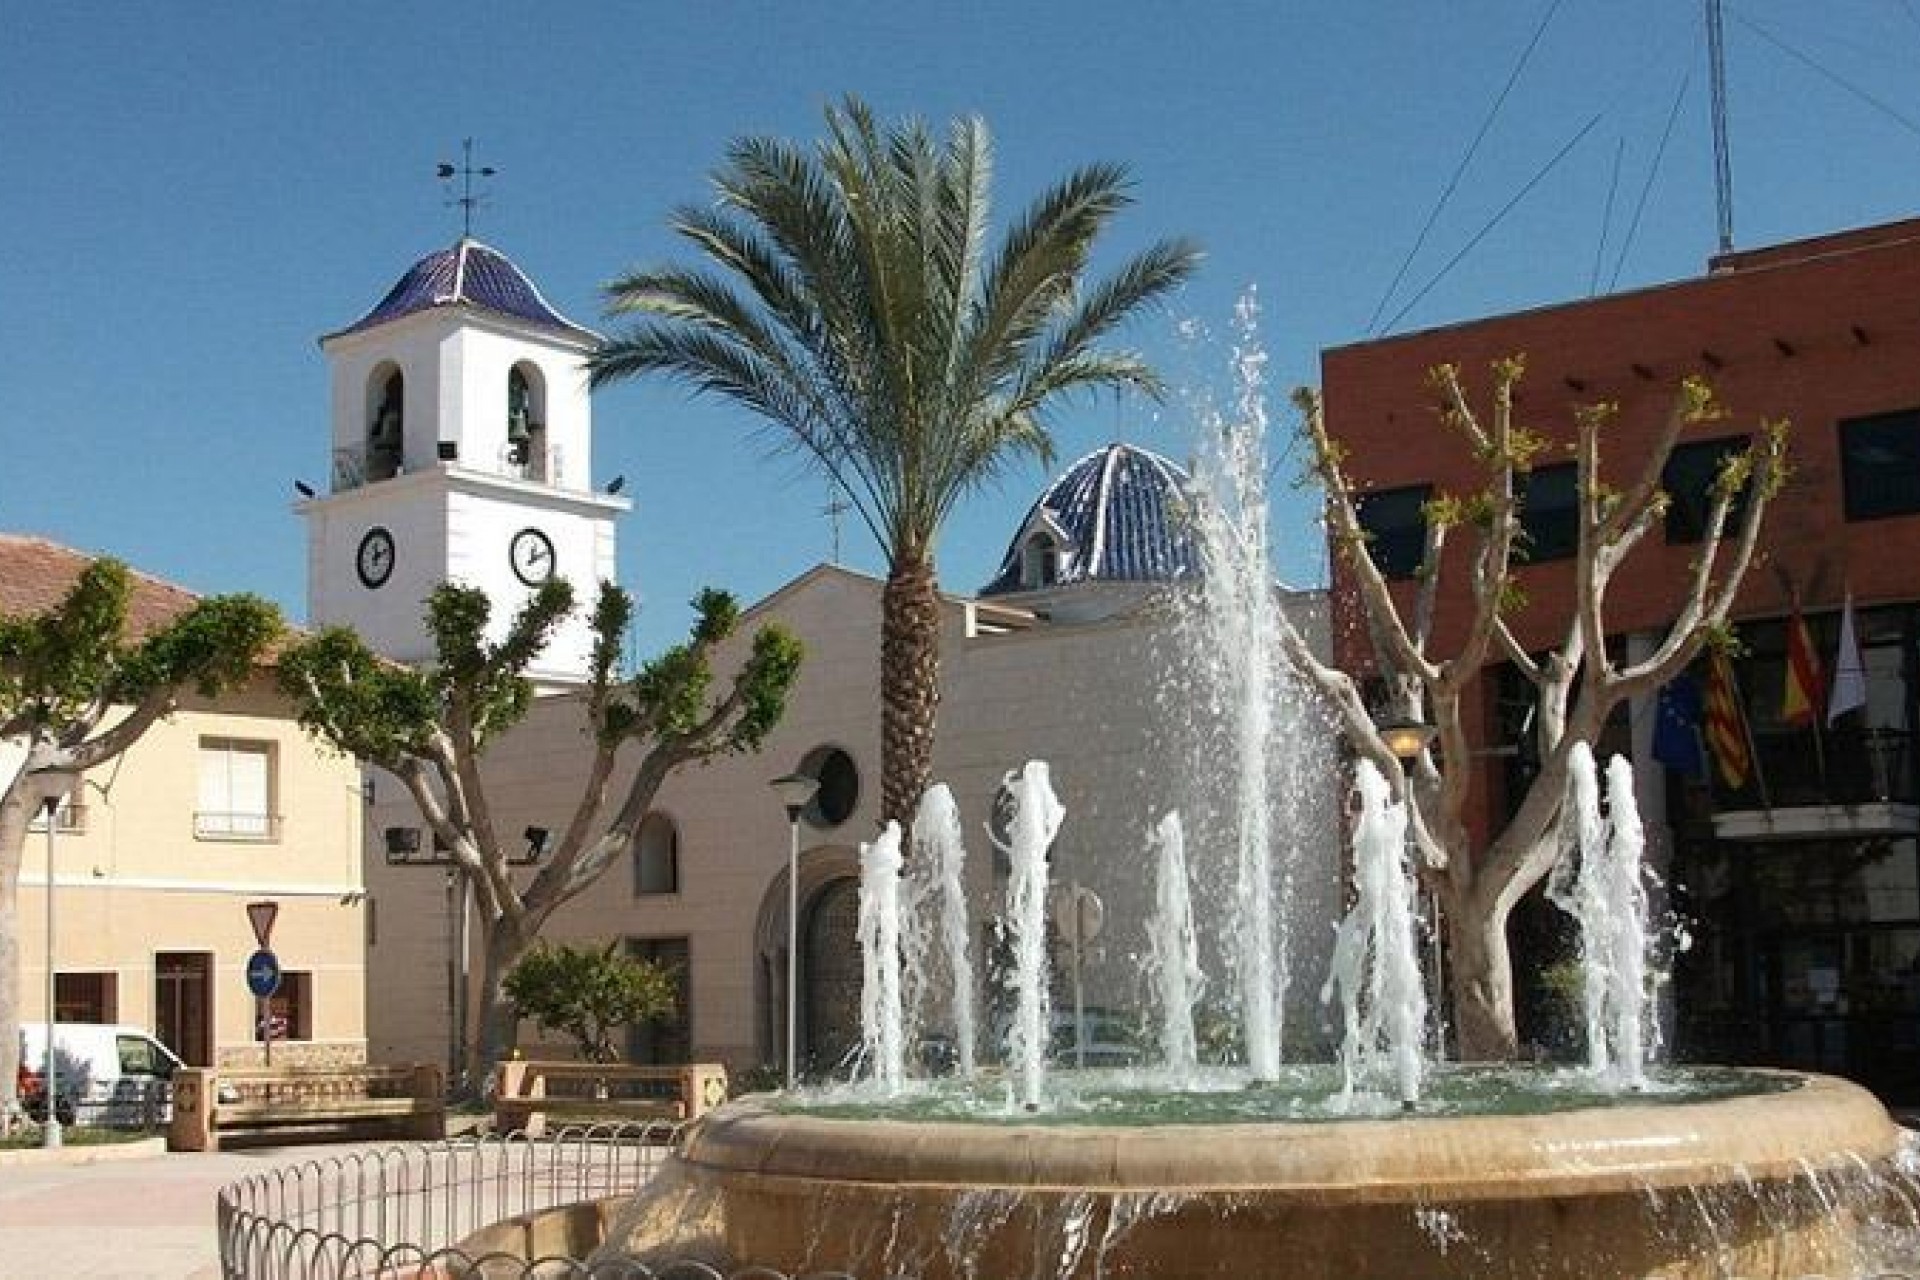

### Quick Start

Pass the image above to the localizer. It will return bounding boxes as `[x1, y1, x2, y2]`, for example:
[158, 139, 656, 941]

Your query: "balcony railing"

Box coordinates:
[1711, 726, 1917, 811]
[194, 811, 282, 842]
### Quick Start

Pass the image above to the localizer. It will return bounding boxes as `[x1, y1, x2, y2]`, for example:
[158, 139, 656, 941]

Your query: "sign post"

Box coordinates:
[245, 903, 281, 1067]
[246, 949, 282, 1067]
[1052, 885, 1104, 1069]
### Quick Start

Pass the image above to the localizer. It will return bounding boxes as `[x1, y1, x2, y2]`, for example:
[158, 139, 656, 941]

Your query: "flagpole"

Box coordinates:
[1726, 655, 1773, 812]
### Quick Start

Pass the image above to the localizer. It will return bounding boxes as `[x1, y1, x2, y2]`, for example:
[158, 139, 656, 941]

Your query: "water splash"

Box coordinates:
[1145, 812, 1205, 1078]
[1321, 760, 1427, 1107]
[1550, 744, 1652, 1088]
[997, 761, 1066, 1110]
[905, 784, 977, 1077]
[857, 821, 906, 1094]
[1184, 290, 1288, 1078]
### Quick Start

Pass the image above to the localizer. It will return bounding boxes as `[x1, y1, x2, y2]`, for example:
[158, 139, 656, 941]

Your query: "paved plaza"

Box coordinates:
[0, 1141, 380, 1280]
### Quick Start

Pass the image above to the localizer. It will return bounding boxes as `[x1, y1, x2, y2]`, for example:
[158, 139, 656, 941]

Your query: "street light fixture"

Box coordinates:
[769, 772, 820, 1089]
[1378, 714, 1438, 763]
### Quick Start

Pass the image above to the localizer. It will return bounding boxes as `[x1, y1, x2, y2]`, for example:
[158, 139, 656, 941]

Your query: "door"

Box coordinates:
[154, 952, 212, 1066]
[803, 878, 862, 1074]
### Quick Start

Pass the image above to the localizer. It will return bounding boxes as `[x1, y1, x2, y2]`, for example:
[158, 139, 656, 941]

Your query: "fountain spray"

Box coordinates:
[1146, 811, 1205, 1077]
[857, 821, 906, 1093]
[999, 761, 1066, 1110]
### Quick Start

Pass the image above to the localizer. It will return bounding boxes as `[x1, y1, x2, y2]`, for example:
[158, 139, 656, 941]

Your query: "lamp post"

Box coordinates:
[769, 773, 820, 1089]
[1378, 714, 1442, 1064]
[39, 776, 76, 1149]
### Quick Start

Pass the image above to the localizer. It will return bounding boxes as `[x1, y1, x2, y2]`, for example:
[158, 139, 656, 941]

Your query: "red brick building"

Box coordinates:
[1321, 218, 1920, 1099]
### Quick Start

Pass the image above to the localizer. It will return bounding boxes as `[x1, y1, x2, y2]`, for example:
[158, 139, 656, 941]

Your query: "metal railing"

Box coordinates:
[194, 810, 282, 841]
[215, 1122, 854, 1280]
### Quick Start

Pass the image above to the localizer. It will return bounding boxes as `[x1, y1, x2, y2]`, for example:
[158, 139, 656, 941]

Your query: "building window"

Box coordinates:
[1840, 408, 1920, 521]
[196, 739, 276, 841]
[256, 971, 311, 1042]
[26, 782, 85, 834]
[1353, 484, 1431, 579]
[1664, 436, 1752, 544]
[626, 937, 690, 1065]
[1020, 533, 1061, 589]
[1519, 463, 1579, 562]
[55, 972, 116, 1023]
[800, 746, 860, 829]
[634, 813, 680, 895]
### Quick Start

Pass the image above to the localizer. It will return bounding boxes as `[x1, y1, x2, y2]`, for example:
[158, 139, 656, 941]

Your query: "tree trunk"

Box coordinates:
[469, 916, 531, 1091]
[880, 557, 942, 827]
[1447, 889, 1521, 1061]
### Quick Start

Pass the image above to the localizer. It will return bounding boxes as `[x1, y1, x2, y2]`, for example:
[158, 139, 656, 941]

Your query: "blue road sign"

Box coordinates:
[246, 949, 282, 998]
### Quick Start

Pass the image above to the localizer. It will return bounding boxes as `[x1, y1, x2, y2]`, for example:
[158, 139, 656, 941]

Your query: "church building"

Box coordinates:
[311, 239, 1335, 1081]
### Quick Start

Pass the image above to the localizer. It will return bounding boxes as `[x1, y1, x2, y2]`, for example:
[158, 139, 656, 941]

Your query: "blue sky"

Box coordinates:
[6, 2, 1920, 655]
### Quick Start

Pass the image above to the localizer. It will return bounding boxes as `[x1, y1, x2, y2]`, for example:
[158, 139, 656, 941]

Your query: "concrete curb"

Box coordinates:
[0, 1134, 166, 1167]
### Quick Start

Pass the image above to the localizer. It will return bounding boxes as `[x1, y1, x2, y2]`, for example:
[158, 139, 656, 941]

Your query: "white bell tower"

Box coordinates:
[297, 238, 629, 685]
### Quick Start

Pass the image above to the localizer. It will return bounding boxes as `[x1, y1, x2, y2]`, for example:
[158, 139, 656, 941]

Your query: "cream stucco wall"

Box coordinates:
[362, 565, 1340, 1077]
[16, 673, 369, 1067]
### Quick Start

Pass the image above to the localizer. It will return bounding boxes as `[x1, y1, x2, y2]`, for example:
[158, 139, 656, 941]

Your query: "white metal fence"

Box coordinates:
[215, 1122, 853, 1280]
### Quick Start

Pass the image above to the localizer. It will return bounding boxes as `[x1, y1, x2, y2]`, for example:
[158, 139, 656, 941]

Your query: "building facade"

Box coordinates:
[355, 450, 1335, 1079]
[2, 536, 369, 1069]
[1321, 218, 1920, 1100]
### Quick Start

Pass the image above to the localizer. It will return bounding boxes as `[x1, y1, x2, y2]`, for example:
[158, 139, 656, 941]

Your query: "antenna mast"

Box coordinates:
[1706, 0, 1734, 253]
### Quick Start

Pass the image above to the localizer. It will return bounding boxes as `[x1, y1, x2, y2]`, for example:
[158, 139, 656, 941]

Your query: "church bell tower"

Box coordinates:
[296, 238, 629, 684]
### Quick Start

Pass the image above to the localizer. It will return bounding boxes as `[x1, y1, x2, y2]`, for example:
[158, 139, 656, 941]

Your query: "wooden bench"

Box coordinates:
[492, 1060, 727, 1137]
[168, 1064, 445, 1152]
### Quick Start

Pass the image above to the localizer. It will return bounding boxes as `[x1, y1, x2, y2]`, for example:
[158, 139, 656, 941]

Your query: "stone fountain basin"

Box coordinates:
[614, 1070, 1907, 1279]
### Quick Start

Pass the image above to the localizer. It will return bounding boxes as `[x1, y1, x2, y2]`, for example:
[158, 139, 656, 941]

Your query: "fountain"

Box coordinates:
[590, 304, 1920, 1278]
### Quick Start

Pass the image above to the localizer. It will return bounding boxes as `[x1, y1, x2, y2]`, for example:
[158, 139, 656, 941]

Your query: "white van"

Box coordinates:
[16, 1023, 185, 1127]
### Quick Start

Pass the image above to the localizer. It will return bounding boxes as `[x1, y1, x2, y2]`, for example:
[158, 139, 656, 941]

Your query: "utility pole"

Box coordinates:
[1706, 0, 1734, 254]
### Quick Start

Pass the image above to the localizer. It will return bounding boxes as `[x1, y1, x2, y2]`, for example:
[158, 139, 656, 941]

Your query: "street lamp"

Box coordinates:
[39, 775, 76, 1149]
[769, 772, 820, 1089]
[1378, 714, 1437, 764]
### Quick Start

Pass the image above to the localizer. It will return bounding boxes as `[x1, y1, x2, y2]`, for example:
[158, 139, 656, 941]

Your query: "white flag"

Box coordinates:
[1827, 594, 1867, 725]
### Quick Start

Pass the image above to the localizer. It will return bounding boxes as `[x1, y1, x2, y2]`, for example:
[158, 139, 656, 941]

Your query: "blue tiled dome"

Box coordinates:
[329, 239, 596, 342]
[981, 444, 1202, 596]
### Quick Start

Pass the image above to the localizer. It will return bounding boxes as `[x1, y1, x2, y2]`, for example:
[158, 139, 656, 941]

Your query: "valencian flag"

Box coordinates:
[1782, 607, 1826, 728]
[1703, 649, 1751, 790]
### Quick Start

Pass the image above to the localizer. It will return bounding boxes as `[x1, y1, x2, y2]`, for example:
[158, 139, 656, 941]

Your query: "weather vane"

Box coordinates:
[437, 138, 496, 238]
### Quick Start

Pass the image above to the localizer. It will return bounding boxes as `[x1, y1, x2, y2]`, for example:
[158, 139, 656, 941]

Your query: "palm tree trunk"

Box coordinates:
[0, 794, 27, 1136]
[881, 557, 942, 827]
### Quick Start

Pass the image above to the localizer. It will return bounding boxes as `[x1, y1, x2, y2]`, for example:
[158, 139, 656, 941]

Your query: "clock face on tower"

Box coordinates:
[509, 527, 556, 586]
[356, 527, 396, 589]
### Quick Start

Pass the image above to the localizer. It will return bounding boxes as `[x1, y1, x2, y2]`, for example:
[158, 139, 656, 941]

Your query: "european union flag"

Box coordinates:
[1653, 673, 1706, 778]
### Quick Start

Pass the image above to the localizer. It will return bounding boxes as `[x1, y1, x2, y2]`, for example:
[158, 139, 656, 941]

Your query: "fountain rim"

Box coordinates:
[679, 1069, 1898, 1202]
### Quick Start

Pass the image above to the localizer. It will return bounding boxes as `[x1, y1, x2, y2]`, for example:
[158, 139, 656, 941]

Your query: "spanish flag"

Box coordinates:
[1782, 608, 1825, 729]
[1704, 649, 1751, 790]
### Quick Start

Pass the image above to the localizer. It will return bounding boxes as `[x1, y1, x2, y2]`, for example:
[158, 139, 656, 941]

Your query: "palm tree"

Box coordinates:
[590, 96, 1200, 824]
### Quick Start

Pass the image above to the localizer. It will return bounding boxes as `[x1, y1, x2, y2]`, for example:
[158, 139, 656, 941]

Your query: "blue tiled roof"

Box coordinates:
[981, 444, 1202, 596]
[329, 239, 596, 342]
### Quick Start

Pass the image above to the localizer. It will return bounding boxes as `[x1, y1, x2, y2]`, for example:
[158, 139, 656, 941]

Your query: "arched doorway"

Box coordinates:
[803, 877, 862, 1074]
[754, 847, 860, 1080]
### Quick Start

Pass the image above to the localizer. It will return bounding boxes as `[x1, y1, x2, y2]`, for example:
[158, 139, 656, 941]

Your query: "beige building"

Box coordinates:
[362, 446, 1337, 1079]
[4, 535, 368, 1069]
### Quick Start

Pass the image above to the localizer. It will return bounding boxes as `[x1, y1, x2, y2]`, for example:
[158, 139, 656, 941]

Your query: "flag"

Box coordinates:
[1652, 673, 1706, 778]
[1781, 608, 1825, 728]
[1703, 650, 1751, 790]
[1827, 594, 1867, 726]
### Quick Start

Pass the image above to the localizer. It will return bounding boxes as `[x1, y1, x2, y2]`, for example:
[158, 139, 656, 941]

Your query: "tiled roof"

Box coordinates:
[328, 238, 597, 343]
[980, 444, 1203, 596]
[0, 534, 202, 640]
